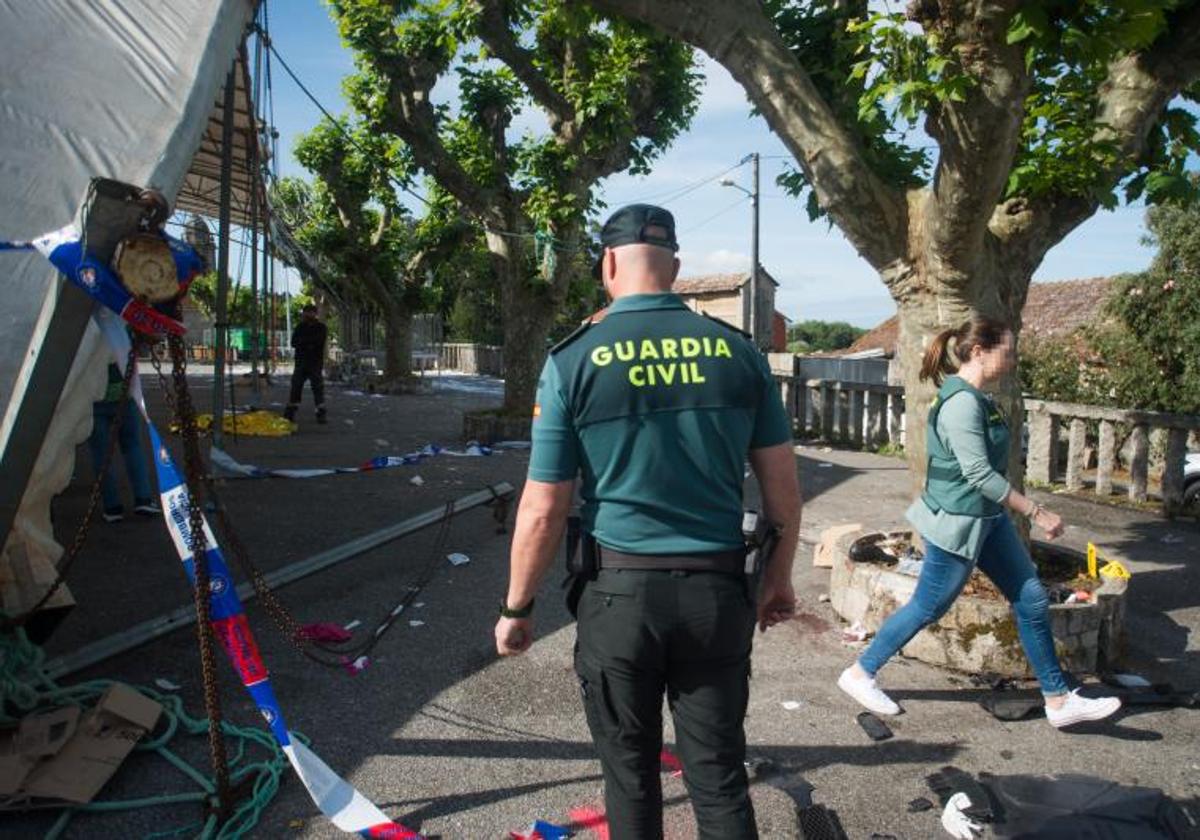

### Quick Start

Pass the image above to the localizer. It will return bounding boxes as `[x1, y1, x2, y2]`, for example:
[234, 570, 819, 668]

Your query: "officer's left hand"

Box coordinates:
[757, 579, 796, 632]
[495, 617, 533, 656]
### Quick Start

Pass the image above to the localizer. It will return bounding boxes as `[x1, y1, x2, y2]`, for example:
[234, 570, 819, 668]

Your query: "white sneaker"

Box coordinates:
[1045, 690, 1121, 728]
[838, 667, 901, 716]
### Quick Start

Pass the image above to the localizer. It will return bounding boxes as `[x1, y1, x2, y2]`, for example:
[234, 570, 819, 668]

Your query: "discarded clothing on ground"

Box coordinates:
[982, 772, 1197, 839]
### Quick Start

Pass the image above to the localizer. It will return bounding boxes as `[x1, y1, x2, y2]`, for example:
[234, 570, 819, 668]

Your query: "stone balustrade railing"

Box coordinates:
[1025, 399, 1198, 514]
[437, 342, 504, 377]
[773, 376, 907, 449]
[772, 372, 1198, 515]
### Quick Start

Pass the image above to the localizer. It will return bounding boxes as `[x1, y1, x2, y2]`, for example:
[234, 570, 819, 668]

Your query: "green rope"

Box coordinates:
[0, 626, 293, 839]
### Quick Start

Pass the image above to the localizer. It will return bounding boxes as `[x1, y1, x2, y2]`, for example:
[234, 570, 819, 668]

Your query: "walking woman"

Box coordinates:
[837, 317, 1121, 728]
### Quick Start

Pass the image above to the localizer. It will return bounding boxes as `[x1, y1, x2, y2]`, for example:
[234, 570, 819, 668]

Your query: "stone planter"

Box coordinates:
[463, 410, 531, 445]
[829, 529, 1128, 677]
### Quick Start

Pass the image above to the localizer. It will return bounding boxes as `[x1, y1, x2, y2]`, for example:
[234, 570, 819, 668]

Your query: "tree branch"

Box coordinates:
[475, 0, 576, 130]
[586, 0, 909, 273]
[915, 0, 1029, 276]
[998, 1, 1200, 270]
[375, 56, 507, 225]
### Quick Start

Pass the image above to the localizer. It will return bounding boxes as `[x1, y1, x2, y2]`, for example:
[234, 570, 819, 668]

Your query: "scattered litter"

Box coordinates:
[374, 438, 390, 448]
[857, 711, 893, 741]
[907, 797, 934, 813]
[744, 755, 777, 780]
[343, 656, 369, 676]
[818, 462, 833, 468]
[510, 820, 571, 840]
[659, 748, 683, 777]
[842, 621, 872, 643]
[926, 766, 994, 822]
[781, 700, 802, 711]
[980, 693, 1042, 722]
[817, 593, 830, 603]
[298, 622, 353, 643]
[414, 602, 425, 608]
[896, 556, 924, 577]
[1160, 533, 1185, 544]
[1104, 672, 1152, 689]
[447, 552, 471, 566]
[343, 620, 362, 632]
[409, 475, 425, 486]
[408, 620, 425, 628]
[941, 792, 983, 839]
[153, 678, 181, 692]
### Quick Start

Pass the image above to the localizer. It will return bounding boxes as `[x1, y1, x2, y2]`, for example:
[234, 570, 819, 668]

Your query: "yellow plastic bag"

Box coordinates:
[193, 410, 296, 437]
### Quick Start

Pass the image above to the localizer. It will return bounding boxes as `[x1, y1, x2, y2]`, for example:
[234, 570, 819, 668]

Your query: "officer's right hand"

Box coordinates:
[495, 617, 533, 656]
[757, 579, 796, 632]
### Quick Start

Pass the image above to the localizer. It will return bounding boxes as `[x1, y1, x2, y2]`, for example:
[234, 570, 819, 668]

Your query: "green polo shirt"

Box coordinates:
[529, 292, 792, 554]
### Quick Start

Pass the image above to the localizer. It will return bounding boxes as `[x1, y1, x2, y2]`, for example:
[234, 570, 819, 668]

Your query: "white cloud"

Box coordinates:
[678, 249, 750, 276]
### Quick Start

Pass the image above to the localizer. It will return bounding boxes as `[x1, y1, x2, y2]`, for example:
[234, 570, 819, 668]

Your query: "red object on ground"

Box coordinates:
[298, 622, 354, 643]
[568, 806, 611, 840]
[659, 748, 683, 777]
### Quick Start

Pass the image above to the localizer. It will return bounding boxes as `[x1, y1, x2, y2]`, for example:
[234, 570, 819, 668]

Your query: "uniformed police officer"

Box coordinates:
[494, 204, 802, 839]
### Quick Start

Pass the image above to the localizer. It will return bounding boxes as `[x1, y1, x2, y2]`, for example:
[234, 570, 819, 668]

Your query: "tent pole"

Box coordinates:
[211, 63, 237, 450]
[249, 164, 260, 391]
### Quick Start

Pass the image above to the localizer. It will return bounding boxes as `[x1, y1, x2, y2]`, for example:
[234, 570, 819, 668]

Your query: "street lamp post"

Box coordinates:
[720, 152, 760, 348]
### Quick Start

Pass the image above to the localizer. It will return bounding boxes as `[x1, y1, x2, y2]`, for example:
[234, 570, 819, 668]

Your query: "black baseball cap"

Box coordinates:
[592, 203, 679, 279]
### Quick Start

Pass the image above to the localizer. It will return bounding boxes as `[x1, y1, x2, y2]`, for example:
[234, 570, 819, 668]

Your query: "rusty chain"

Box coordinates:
[0, 343, 140, 631]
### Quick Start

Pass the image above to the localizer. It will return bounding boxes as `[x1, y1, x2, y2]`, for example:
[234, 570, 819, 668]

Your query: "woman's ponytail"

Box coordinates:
[919, 317, 1008, 386]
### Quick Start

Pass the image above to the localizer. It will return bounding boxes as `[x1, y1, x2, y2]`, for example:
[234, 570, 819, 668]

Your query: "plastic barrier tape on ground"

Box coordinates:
[209, 441, 494, 480]
[94, 311, 421, 838]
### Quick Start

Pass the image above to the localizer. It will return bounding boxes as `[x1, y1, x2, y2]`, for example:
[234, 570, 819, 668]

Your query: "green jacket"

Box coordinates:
[907, 376, 1013, 560]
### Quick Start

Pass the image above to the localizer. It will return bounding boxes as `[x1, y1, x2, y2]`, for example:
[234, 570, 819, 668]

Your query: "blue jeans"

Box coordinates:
[89, 399, 154, 514]
[859, 514, 1068, 696]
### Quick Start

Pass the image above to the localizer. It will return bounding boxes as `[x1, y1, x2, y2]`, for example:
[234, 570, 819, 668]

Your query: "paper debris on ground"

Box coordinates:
[781, 701, 802, 711]
[447, 552, 471, 566]
[153, 678, 181, 691]
[817, 593, 831, 603]
[814, 523, 864, 568]
[374, 438, 389, 447]
[409, 620, 425, 627]
[409, 475, 425, 486]
[842, 621, 872, 643]
[0, 684, 161, 807]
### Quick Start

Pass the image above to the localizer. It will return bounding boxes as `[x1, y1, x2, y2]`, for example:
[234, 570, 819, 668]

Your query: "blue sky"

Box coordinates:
[262, 3, 1156, 328]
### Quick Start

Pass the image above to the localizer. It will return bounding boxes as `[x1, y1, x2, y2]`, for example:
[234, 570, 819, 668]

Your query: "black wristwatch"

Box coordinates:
[499, 598, 535, 619]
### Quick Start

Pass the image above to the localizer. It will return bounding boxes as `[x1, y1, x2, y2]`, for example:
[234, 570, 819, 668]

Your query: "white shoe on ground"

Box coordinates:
[1045, 690, 1121, 728]
[838, 666, 901, 716]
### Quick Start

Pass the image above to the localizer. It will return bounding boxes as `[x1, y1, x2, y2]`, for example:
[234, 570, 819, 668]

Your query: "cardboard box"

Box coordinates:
[813, 523, 863, 568]
[2, 683, 161, 807]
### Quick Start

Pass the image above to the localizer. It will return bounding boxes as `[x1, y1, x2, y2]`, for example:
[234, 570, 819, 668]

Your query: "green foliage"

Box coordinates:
[332, 0, 701, 233]
[786, 319, 866, 353]
[1020, 199, 1200, 412]
[188, 271, 279, 328]
[766, 2, 931, 220]
[764, 0, 1200, 218]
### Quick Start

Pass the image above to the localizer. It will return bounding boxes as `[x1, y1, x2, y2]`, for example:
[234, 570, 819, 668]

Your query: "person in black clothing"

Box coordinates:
[286, 304, 327, 424]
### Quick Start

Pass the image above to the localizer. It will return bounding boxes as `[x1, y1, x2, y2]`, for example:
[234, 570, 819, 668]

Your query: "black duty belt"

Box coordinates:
[596, 545, 746, 573]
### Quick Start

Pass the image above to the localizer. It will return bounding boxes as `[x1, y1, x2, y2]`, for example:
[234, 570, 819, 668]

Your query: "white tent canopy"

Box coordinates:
[0, 0, 257, 615]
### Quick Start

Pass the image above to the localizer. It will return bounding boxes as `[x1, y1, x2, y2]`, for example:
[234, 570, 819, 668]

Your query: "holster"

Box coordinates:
[563, 515, 594, 619]
[743, 510, 782, 603]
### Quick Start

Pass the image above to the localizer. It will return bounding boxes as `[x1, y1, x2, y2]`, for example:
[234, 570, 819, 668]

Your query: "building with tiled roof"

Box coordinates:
[840, 277, 1117, 357]
[672, 268, 782, 348]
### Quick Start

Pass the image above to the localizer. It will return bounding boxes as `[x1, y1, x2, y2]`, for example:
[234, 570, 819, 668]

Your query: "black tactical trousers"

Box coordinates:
[574, 568, 758, 840]
[288, 363, 324, 409]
